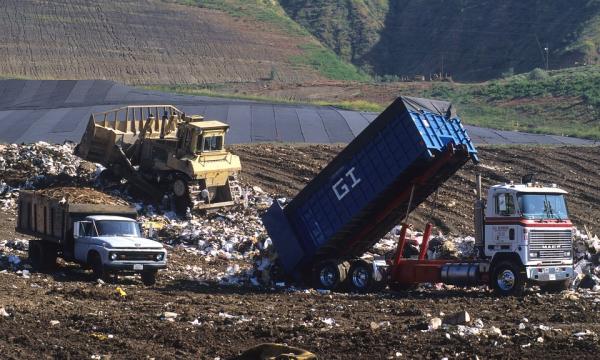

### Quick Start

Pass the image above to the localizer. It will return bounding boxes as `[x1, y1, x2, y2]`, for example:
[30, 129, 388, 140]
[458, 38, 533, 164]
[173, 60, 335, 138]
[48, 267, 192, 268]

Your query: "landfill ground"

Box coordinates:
[0, 143, 599, 359]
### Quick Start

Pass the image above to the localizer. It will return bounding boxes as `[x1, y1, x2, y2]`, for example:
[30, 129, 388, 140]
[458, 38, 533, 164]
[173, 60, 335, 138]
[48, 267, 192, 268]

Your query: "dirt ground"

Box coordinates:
[0, 144, 599, 359]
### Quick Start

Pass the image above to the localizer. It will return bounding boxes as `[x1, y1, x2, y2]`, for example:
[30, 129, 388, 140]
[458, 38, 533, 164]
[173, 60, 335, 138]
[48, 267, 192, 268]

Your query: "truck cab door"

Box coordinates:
[73, 221, 93, 262]
[485, 192, 519, 255]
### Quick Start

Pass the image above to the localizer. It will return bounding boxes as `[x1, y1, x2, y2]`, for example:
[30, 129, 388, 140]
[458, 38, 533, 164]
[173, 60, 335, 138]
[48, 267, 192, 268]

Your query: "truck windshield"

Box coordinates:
[95, 220, 141, 237]
[517, 193, 569, 220]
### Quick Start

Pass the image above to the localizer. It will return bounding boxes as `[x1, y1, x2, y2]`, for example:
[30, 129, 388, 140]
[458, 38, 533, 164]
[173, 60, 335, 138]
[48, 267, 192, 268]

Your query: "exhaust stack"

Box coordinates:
[473, 174, 485, 256]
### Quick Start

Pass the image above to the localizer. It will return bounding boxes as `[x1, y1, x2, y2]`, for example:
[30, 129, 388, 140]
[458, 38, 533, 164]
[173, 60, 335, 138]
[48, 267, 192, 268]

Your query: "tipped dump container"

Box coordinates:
[262, 96, 479, 275]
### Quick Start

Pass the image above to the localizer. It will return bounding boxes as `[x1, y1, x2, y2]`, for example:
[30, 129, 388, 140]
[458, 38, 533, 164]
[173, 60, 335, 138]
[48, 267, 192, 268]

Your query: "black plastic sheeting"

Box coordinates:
[0, 79, 596, 146]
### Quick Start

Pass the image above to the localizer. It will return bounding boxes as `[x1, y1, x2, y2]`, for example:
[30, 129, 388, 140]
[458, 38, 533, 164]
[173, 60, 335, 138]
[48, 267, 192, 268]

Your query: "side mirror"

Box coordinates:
[498, 194, 507, 212]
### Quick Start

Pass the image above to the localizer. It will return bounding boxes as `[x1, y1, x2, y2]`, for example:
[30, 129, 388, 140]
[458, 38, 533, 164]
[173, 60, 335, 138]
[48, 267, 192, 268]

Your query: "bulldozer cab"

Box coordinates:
[178, 121, 229, 157]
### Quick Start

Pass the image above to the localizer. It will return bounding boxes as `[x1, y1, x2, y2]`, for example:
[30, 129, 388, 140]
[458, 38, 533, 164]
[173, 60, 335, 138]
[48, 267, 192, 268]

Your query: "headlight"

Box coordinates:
[529, 251, 539, 258]
[564, 251, 571, 258]
[110, 253, 118, 261]
[155, 253, 164, 261]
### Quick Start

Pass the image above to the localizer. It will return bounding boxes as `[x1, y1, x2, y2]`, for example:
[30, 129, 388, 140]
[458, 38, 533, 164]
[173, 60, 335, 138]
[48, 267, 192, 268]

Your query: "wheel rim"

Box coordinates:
[352, 267, 370, 289]
[319, 265, 338, 288]
[497, 269, 516, 291]
[173, 179, 187, 197]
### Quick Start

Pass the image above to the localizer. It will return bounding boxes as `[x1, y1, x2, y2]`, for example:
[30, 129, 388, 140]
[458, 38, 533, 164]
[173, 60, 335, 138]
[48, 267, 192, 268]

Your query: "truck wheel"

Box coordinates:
[40, 242, 57, 271]
[540, 279, 571, 293]
[89, 252, 107, 281]
[28, 241, 42, 271]
[312, 260, 349, 291]
[348, 260, 374, 293]
[141, 269, 158, 286]
[491, 261, 525, 296]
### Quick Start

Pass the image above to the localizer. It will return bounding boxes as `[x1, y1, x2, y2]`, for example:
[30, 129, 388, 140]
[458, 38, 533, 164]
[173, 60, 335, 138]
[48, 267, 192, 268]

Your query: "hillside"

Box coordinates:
[0, 0, 365, 84]
[162, 66, 600, 140]
[280, 0, 600, 81]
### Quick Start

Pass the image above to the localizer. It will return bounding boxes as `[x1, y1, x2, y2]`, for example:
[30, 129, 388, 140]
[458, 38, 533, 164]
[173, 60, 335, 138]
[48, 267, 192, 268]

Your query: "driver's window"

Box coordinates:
[203, 135, 223, 152]
[79, 222, 92, 237]
[495, 193, 515, 216]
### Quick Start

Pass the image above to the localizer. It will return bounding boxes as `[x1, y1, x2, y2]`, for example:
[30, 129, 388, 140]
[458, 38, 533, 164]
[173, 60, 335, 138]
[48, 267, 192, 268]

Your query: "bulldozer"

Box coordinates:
[74, 105, 242, 213]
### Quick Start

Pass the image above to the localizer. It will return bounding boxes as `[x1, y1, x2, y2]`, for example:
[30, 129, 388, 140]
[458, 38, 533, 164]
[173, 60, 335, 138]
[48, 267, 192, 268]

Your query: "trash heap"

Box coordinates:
[0, 239, 32, 278]
[372, 225, 477, 260]
[572, 226, 600, 290]
[132, 187, 274, 285]
[0, 142, 98, 188]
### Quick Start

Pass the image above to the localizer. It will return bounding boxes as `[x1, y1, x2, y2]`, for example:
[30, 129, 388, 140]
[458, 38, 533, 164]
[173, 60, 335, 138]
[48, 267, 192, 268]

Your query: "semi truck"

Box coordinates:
[74, 105, 242, 214]
[15, 189, 168, 285]
[262, 96, 574, 295]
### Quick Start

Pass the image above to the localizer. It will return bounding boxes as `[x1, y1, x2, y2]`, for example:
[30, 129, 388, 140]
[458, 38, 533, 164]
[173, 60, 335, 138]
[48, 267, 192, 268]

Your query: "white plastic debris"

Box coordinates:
[161, 312, 178, 321]
[320, 318, 336, 326]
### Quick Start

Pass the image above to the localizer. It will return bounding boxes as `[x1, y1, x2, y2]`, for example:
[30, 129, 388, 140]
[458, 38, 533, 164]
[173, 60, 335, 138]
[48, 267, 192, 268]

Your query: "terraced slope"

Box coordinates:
[0, 0, 362, 84]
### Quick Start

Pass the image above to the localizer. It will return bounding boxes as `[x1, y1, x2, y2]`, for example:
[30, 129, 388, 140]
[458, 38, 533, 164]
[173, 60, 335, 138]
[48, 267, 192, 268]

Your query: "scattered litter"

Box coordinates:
[50, 320, 60, 326]
[161, 312, 178, 321]
[428, 317, 442, 331]
[320, 318, 335, 326]
[115, 287, 127, 298]
[443, 310, 470, 325]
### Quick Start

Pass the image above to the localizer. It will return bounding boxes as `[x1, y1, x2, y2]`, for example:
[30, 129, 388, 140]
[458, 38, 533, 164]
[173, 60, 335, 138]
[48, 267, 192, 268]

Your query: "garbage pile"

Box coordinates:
[38, 187, 131, 206]
[0, 239, 31, 277]
[0, 142, 97, 188]
[131, 187, 273, 285]
[572, 226, 600, 290]
[372, 225, 477, 260]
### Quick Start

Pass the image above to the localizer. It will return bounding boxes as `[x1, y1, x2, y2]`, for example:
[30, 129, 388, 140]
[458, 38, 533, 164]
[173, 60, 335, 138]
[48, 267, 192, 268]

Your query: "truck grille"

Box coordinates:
[114, 252, 161, 261]
[529, 229, 572, 260]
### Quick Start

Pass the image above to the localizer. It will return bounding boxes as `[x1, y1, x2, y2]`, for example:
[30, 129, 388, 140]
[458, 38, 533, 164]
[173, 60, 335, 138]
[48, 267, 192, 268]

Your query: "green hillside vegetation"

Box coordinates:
[178, 0, 369, 81]
[148, 66, 600, 140]
[280, 0, 600, 81]
[279, 0, 388, 73]
[420, 66, 600, 139]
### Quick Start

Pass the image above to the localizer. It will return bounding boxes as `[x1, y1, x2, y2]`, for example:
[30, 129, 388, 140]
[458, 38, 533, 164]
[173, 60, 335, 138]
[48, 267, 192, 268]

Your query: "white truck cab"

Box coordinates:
[482, 182, 574, 292]
[73, 215, 167, 285]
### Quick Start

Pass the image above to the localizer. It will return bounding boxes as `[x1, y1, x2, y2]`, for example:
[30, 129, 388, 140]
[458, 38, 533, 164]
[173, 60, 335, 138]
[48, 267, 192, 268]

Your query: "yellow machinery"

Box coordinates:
[75, 105, 242, 213]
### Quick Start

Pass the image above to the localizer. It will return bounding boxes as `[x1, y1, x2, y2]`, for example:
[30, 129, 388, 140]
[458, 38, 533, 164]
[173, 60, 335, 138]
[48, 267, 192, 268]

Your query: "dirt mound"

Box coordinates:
[36, 187, 130, 206]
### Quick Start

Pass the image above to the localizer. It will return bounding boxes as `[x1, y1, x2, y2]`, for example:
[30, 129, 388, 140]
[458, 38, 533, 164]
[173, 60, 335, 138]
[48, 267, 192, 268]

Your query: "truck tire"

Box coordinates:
[141, 269, 158, 286]
[40, 242, 57, 271]
[312, 260, 349, 291]
[89, 252, 107, 281]
[28, 241, 57, 272]
[540, 279, 571, 293]
[491, 261, 525, 296]
[348, 260, 375, 293]
[28, 241, 42, 271]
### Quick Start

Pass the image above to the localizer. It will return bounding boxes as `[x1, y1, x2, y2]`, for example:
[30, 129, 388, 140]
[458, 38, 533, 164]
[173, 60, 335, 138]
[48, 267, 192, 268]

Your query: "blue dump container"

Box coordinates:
[262, 96, 479, 275]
